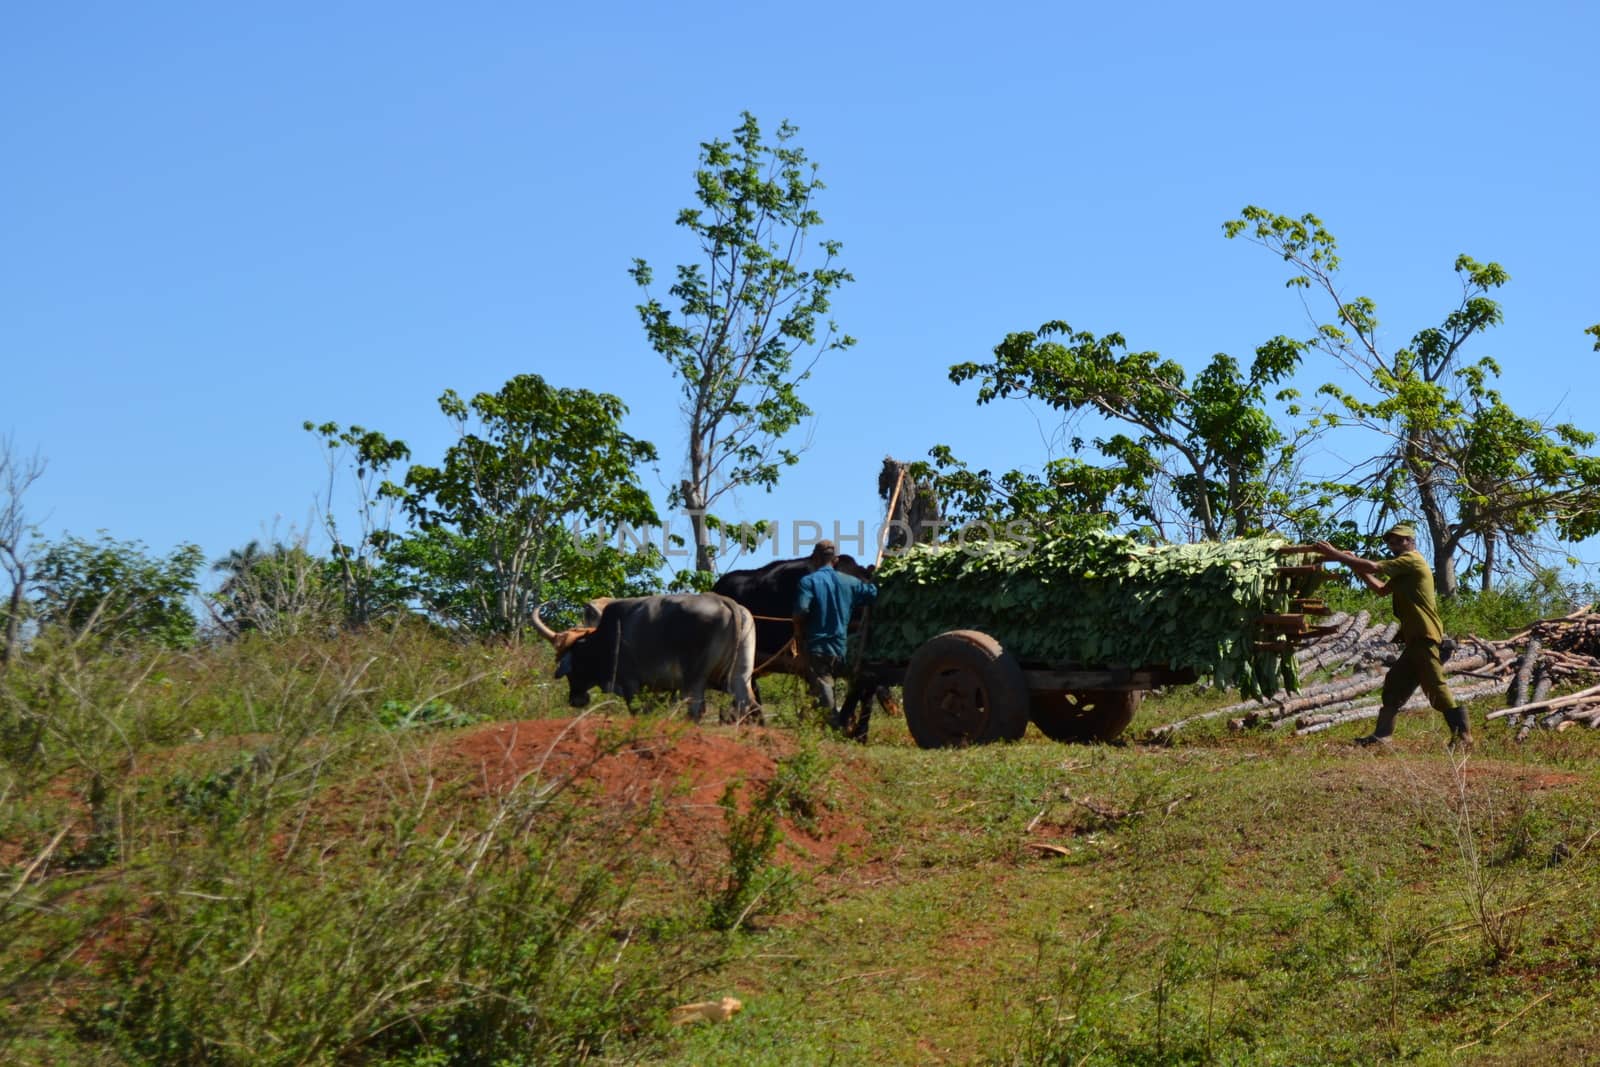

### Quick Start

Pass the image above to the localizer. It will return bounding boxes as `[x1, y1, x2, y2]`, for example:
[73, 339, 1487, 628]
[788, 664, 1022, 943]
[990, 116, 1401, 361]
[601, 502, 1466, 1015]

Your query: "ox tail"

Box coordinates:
[728, 603, 758, 716]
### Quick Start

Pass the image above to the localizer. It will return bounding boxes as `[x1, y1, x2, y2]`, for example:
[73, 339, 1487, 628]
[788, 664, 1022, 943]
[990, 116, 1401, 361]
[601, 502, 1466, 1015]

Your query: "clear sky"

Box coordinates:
[5, 1, 1597, 580]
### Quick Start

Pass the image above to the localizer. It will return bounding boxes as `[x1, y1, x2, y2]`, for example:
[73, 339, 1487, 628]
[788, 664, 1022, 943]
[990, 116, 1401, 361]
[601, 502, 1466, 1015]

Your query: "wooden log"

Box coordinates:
[1260, 671, 1389, 718]
[1540, 650, 1600, 670]
[1506, 604, 1595, 643]
[1146, 665, 1379, 738]
[1531, 665, 1553, 705]
[1294, 611, 1353, 660]
[1509, 637, 1542, 709]
[1300, 624, 1345, 639]
[1275, 696, 1364, 728]
[1294, 678, 1507, 735]
[1485, 681, 1600, 721]
[1298, 611, 1367, 671]
[1319, 626, 1398, 676]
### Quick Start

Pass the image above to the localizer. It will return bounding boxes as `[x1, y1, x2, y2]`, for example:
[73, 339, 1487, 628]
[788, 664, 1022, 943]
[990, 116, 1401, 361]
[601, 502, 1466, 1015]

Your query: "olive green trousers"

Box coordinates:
[1381, 639, 1457, 714]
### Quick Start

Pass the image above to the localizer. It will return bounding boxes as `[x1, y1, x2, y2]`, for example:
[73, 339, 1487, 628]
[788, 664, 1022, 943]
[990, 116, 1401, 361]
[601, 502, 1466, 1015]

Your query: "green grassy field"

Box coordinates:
[3, 622, 1599, 1065]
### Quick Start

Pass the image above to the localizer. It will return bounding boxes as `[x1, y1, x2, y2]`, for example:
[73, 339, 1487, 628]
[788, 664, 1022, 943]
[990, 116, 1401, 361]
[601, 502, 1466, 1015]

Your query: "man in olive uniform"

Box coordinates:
[792, 540, 878, 730]
[1311, 523, 1471, 748]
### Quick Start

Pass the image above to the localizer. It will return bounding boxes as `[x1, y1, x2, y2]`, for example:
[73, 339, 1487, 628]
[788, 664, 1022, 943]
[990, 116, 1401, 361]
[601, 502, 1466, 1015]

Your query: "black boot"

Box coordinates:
[1354, 706, 1398, 747]
[1443, 706, 1473, 751]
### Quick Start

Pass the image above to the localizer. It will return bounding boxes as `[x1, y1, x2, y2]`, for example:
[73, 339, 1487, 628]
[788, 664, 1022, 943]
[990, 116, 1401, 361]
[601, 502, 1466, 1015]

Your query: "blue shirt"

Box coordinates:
[793, 566, 878, 658]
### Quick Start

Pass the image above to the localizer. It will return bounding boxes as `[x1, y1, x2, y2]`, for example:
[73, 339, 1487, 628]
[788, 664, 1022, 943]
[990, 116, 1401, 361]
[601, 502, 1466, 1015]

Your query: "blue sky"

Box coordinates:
[5, 1, 1597, 580]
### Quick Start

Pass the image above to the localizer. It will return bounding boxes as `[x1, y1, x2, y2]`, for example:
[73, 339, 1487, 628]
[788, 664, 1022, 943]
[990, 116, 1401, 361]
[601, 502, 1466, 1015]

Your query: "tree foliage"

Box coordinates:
[947, 323, 1306, 542]
[1225, 207, 1600, 595]
[303, 421, 412, 627]
[632, 111, 854, 576]
[381, 374, 661, 637]
[906, 445, 1128, 541]
[208, 540, 345, 638]
[32, 534, 205, 649]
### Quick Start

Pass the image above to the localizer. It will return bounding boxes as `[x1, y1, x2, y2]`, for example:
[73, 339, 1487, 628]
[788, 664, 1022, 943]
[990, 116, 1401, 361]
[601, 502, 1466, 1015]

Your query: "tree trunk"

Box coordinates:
[1481, 531, 1495, 594]
[2, 570, 22, 669]
[1433, 544, 1458, 599]
[1408, 435, 1457, 599]
[679, 478, 714, 576]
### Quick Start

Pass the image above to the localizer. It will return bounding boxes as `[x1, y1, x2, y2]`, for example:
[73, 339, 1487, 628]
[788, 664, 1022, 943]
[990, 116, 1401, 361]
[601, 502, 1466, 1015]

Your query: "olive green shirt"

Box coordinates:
[1374, 550, 1444, 644]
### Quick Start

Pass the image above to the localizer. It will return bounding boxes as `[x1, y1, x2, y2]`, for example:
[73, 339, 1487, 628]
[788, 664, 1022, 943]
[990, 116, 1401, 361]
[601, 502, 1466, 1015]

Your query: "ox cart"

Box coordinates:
[845, 544, 1331, 748]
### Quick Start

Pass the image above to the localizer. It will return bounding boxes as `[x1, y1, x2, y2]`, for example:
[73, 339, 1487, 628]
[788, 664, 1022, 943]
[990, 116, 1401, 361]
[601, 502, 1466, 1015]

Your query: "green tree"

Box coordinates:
[947, 324, 1307, 542]
[383, 374, 661, 638]
[303, 421, 412, 627]
[906, 446, 1132, 541]
[632, 111, 855, 577]
[33, 534, 204, 649]
[1225, 207, 1600, 595]
[383, 524, 663, 633]
[208, 540, 344, 638]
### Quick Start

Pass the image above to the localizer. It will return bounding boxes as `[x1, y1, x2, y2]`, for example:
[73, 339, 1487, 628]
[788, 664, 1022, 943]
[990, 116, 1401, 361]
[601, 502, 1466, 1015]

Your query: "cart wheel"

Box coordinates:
[902, 630, 1030, 749]
[1029, 689, 1143, 743]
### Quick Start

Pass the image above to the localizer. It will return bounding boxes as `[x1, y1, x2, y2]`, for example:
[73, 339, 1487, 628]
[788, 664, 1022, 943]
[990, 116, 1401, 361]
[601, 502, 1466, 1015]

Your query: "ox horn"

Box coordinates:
[530, 602, 559, 644]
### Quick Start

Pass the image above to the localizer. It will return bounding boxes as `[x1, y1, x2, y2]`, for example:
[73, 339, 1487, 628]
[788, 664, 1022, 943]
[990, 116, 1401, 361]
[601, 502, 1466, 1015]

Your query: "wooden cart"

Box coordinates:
[853, 546, 1332, 748]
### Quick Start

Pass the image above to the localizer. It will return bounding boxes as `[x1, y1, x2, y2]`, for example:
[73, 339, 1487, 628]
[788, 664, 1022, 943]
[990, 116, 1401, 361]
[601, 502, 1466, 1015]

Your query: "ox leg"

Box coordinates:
[836, 682, 871, 742]
[726, 696, 763, 727]
[836, 669, 888, 742]
[724, 680, 761, 727]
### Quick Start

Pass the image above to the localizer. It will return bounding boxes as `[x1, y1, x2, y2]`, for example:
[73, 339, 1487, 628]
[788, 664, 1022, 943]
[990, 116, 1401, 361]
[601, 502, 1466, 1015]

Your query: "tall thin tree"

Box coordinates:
[632, 112, 855, 579]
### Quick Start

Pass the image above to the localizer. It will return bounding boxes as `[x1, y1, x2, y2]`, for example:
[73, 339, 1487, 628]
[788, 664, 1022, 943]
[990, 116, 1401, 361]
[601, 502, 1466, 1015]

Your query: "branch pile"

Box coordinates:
[1146, 604, 1600, 741]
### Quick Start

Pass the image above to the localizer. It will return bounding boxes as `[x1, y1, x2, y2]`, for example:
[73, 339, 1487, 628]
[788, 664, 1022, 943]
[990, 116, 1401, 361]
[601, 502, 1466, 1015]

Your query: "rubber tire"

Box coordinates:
[1029, 689, 1143, 743]
[902, 630, 1030, 749]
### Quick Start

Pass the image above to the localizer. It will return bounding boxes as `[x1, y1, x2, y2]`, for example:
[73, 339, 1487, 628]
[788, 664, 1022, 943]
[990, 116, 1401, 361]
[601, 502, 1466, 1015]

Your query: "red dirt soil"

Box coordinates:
[410, 715, 872, 869]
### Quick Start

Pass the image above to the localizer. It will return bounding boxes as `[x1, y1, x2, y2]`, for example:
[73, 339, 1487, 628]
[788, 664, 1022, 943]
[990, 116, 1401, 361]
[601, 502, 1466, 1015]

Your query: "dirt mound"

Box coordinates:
[415, 715, 869, 869]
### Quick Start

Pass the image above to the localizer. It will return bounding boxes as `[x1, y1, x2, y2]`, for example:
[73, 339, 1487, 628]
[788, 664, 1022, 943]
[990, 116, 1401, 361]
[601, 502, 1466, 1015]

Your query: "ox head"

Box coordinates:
[582, 597, 612, 627]
[530, 603, 600, 706]
[834, 554, 876, 581]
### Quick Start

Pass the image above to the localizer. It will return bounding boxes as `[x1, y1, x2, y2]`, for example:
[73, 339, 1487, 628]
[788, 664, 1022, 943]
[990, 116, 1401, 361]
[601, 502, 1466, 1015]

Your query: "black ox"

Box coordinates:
[532, 593, 759, 724]
[711, 555, 897, 738]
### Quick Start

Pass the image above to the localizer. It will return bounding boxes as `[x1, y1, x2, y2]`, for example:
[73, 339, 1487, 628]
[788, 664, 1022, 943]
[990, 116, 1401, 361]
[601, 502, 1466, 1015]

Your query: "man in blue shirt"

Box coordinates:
[792, 540, 878, 726]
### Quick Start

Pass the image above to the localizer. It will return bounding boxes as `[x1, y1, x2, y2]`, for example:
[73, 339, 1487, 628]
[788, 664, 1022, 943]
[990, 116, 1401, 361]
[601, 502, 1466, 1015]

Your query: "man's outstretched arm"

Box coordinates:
[1311, 541, 1390, 593]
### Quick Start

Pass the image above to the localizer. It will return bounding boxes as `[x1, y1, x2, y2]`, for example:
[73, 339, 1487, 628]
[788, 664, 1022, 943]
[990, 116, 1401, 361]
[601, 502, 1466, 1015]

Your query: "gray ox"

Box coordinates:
[532, 594, 760, 724]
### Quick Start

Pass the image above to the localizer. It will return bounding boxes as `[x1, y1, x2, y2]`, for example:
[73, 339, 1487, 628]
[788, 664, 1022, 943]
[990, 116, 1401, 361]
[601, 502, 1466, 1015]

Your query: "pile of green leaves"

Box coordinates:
[871, 531, 1308, 699]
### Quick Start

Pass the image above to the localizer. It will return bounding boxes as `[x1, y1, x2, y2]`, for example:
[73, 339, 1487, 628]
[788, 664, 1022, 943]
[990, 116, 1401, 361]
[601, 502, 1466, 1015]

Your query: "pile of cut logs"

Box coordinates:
[1147, 604, 1600, 741]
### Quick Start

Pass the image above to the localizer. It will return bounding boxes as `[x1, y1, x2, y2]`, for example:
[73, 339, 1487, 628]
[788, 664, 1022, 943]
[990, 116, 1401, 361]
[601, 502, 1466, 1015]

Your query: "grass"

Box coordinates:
[3, 619, 1600, 1065]
[663, 718, 1600, 1065]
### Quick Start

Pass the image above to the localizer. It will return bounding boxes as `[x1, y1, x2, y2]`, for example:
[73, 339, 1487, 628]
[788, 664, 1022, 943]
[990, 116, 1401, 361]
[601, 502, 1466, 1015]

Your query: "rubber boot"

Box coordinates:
[1443, 706, 1473, 751]
[1354, 706, 1398, 747]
